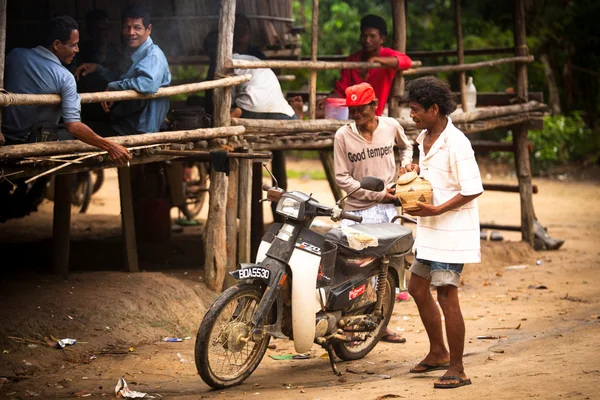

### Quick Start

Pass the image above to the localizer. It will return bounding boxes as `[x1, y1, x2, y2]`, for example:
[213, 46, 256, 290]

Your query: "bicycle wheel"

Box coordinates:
[181, 162, 210, 220]
[195, 284, 270, 389]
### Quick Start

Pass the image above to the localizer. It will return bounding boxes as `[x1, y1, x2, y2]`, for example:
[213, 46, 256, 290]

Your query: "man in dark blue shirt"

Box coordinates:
[76, 5, 171, 135]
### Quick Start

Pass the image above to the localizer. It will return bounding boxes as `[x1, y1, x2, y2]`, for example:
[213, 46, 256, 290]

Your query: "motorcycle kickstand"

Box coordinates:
[321, 343, 342, 376]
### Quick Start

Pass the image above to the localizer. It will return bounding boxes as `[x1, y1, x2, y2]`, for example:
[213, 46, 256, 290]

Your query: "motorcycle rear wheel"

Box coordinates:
[332, 272, 396, 361]
[195, 284, 270, 389]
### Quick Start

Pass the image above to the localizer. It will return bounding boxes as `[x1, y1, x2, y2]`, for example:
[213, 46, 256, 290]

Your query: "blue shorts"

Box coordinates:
[409, 257, 464, 287]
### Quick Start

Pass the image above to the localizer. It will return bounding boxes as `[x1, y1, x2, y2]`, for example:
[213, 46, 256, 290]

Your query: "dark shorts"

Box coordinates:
[409, 257, 464, 287]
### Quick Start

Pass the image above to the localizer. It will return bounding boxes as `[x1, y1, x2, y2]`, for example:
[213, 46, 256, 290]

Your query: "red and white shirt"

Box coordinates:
[414, 118, 484, 264]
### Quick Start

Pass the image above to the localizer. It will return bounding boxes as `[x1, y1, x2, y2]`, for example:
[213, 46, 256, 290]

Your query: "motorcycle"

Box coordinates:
[194, 165, 415, 389]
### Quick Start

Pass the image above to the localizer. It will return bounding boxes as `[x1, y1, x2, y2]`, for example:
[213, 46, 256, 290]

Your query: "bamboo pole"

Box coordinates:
[308, 0, 319, 120]
[0, 125, 245, 160]
[0, 75, 252, 107]
[401, 56, 534, 75]
[232, 101, 544, 133]
[227, 59, 421, 70]
[389, 0, 407, 119]
[513, 0, 535, 246]
[455, 0, 469, 112]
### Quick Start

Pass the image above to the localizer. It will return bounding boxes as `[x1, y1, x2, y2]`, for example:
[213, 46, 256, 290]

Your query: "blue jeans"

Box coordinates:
[409, 257, 464, 287]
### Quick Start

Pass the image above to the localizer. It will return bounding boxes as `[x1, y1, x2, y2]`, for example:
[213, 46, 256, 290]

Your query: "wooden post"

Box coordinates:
[0, 0, 7, 145]
[513, 0, 535, 246]
[250, 162, 264, 261]
[52, 174, 71, 278]
[213, 0, 236, 127]
[308, 0, 319, 120]
[319, 150, 343, 202]
[224, 158, 239, 290]
[204, 0, 236, 292]
[117, 167, 139, 272]
[455, 0, 468, 112]
[204, 168, 229, 292]
[389, 0, 407, 118]
[238, 158, 253, 264]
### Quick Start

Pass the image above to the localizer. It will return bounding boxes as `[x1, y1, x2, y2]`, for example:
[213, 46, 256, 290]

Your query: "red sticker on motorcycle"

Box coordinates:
[349, 284, 366, 300]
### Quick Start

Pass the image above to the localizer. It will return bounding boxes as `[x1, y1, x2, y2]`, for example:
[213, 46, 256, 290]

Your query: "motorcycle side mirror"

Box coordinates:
[359, 176, 385, 192]
[262, 163, 279, 188]
[336, 176, 385, 208]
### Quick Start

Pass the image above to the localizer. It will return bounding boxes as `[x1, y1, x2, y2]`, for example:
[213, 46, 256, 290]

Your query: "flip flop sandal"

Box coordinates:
[433, 376, 472, 389]
[409, 362, 450, 373]
[380, 333, 406, 343]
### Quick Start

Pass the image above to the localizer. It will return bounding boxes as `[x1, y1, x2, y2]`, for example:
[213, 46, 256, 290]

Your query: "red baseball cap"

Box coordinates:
[342, 83, 376, 107]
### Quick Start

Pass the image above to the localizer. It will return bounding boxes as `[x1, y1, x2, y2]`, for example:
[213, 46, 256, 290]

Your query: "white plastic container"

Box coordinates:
[466, 76, 477, 111]
[324, 98, 349, 120]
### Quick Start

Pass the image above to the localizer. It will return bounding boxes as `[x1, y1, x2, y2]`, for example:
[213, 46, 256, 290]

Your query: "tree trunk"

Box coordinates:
[539, 53, 561, 114]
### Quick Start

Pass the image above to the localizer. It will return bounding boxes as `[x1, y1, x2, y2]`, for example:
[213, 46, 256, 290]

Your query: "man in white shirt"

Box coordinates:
[402, 76, 483, 389]
[230, 54, 297, 120]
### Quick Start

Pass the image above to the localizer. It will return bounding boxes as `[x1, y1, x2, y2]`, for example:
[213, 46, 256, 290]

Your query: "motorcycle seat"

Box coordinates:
[324, 223, 414, 257]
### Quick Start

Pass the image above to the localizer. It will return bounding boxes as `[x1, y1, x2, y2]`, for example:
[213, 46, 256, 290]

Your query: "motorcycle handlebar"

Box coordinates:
[340, 211, 362, 223]
[262, 184, 274, 191]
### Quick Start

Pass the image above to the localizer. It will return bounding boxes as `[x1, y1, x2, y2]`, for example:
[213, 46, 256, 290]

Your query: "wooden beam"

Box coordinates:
[52, 174, 71, 278]
[204, 168, 229, 292]
[117, 167, 140, 272]
[480, 223, 521, 232]
[389, 0, 407, 118]
[250, 162, 264, 262]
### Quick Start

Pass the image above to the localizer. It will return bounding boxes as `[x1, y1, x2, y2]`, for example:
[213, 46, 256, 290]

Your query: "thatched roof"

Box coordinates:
[6, 0, 294, 58]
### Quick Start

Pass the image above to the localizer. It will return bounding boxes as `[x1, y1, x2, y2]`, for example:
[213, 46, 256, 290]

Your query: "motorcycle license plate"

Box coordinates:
[231, 267, 271, 282]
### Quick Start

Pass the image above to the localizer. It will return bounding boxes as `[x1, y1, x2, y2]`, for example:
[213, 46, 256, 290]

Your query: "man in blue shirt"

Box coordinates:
[76, 5, 171, 135]
[1, 16, 131, 163]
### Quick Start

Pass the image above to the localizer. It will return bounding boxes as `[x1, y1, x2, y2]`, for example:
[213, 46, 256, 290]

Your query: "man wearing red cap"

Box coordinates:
[333, 82, 412, 343]
[330, 15, 412, 116]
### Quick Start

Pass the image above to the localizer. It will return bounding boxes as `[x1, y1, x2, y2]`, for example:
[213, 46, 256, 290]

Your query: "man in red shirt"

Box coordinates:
[332, 14, 412, 116]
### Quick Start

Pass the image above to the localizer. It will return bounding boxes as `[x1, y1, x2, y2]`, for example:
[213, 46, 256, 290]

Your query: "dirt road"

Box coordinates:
[0, 163, 599, 399]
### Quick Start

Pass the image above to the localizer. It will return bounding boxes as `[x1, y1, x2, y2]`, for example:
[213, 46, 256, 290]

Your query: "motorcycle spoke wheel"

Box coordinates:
[195, 284, 270, 389]
[332, 272, 396, 361]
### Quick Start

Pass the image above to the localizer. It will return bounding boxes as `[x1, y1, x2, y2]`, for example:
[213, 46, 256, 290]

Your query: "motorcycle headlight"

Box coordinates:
[277, 196, 302, 220]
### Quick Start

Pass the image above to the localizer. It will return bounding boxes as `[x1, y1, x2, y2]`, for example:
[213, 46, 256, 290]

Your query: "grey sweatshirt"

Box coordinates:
[333, 117, 412, 211]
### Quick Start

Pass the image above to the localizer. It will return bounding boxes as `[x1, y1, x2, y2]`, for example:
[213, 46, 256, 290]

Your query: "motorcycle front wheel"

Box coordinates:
[195, 284, 270, 389]
[332, 271, 396, 361]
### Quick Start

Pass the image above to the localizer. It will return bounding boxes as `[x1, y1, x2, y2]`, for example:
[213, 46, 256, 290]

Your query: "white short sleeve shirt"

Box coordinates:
[414, 118, 484, 264]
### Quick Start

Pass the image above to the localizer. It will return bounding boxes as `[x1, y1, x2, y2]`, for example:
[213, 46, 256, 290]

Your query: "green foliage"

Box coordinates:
[168, 65, 206, 102]
[493, 113, 598, 174]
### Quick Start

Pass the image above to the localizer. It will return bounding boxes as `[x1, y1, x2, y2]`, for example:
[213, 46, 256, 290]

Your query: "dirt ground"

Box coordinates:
[0, 159, 599, 399]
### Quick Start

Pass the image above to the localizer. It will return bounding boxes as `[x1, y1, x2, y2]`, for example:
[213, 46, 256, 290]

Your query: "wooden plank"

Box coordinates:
[224, 158, 239, 290]
[117, 167, 139, 272]
[237, 158, 253, 264]
[52, 174, 71, 278]
[319, 150, 343, 202]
